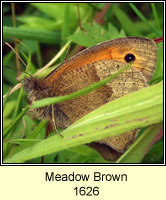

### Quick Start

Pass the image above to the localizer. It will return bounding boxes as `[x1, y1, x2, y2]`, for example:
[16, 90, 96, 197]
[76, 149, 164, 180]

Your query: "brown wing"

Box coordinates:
[44, 37, 156, 87]
[43, 37, 157, 161]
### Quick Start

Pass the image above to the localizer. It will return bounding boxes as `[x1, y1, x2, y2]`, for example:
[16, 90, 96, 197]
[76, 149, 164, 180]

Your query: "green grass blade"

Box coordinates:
[112, 4, 141, 36]
[3, 26, 61, 44]
[129, 3, 161, 36]
[116, 122, 163, 163]
[151, 3, 160, 29]
[3, 105, 29, 138]
[4, 81, 163, 163]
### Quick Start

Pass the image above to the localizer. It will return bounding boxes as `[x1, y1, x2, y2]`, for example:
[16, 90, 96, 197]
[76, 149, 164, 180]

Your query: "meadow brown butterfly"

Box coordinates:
[23, 37, 157, 161]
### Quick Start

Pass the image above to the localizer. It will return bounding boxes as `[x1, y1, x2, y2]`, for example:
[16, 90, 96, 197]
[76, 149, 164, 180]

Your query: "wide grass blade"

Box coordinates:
[4, 81, 163, 163]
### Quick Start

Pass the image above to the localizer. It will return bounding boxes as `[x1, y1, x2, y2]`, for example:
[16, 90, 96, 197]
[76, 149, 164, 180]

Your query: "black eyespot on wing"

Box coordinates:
[124, 54, 136, 63]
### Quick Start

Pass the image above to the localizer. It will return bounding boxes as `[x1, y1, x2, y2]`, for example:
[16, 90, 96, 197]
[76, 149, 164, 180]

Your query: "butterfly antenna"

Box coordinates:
[5, 42, 27, 69]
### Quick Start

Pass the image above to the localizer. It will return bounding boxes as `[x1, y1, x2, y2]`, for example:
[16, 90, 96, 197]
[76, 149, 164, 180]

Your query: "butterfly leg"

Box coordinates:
[51, 104, 63, 137]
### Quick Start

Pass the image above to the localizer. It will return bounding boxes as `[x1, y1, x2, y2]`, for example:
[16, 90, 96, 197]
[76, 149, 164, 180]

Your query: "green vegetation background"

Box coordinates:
[3, 3, 163, 163]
